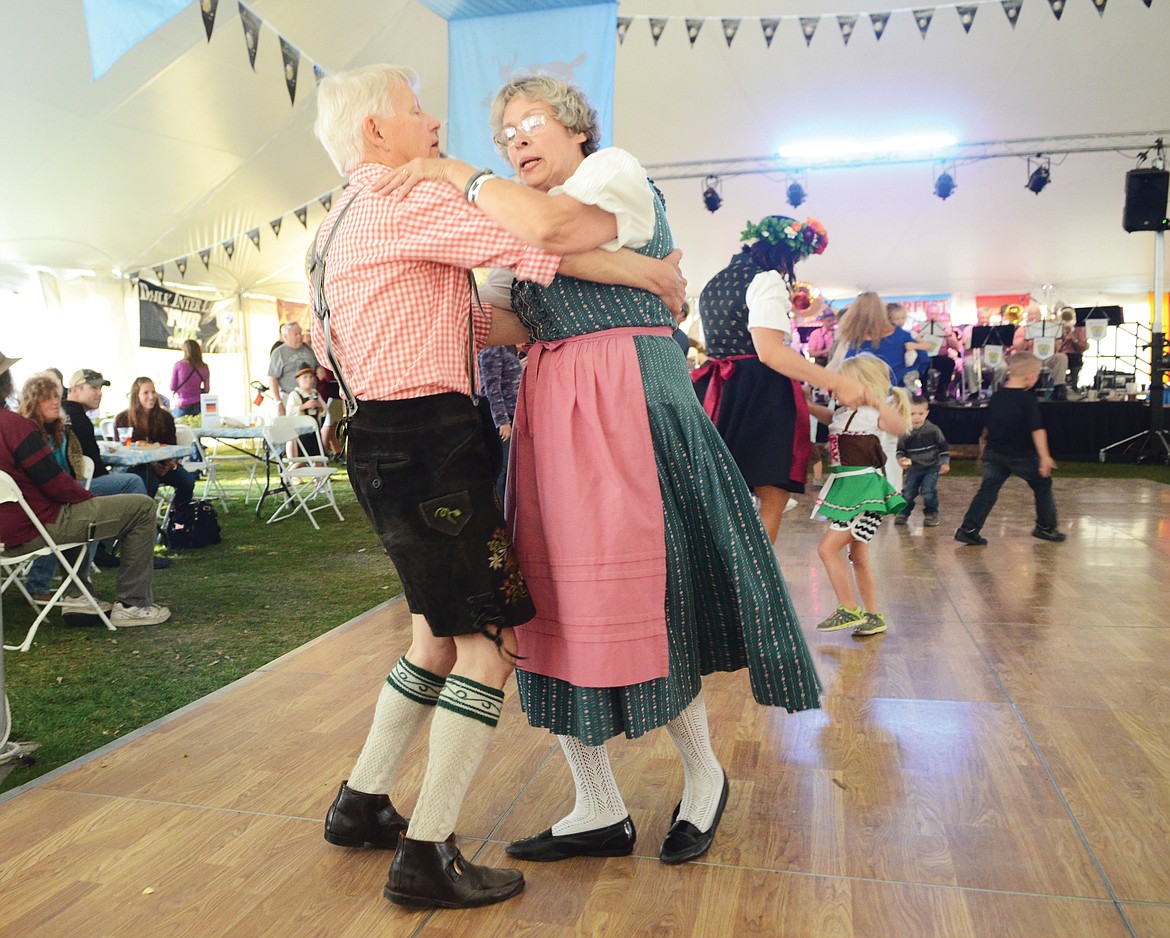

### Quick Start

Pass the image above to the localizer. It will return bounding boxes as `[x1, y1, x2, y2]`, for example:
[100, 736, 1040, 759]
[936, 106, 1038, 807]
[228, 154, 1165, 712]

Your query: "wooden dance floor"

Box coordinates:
[1, 476, 1168, 936]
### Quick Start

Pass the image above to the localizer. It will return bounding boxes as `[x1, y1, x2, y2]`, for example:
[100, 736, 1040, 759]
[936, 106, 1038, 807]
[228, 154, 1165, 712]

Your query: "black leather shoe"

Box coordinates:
[659, 773, 729, 865]
[384, 835, 524, 909]
[323, 780, 408, 849]
[1032, 526, 1067, 542]
[506, 816, 636, 862]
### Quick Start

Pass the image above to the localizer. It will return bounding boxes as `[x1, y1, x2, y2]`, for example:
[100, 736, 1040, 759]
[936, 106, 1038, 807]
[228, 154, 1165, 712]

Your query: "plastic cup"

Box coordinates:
[117, 427, 133, 445]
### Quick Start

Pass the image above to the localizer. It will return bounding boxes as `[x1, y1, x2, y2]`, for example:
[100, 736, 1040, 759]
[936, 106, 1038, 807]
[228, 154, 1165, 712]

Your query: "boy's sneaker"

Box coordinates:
[924, 512, 940, 527]
[954, 527, 987, 546]
[853, 612, 887, 636]
[111, 602, 172, 628]
[816, 606, 865, 632]
[1032, 526, 1067, 542]
[894, 513, 909, 526]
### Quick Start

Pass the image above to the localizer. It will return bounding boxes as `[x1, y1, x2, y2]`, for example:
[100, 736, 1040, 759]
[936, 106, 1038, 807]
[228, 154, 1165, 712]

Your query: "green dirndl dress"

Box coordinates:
[510, 188, 821, 747]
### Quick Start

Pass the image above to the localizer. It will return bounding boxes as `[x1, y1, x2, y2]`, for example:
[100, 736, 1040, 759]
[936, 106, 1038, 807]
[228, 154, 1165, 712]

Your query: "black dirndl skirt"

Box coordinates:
[693, 356, 809, 494]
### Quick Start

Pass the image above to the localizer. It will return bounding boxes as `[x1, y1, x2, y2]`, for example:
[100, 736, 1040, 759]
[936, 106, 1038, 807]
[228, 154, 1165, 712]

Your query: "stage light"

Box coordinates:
[1026, 157, 1051, 194]
[702, 175, 722, 213]
[786, 182, 806, 208]
[934, 171, 956, 200]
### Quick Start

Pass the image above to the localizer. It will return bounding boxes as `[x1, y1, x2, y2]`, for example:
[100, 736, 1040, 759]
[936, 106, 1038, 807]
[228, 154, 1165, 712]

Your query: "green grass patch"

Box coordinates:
[946, 457, 1170, 484]
[2, 463, 397, 793]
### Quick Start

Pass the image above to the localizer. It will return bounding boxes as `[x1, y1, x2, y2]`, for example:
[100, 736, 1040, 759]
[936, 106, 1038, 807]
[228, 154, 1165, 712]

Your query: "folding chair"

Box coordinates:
[175, 425, 229, 512]
[99, 418, 116, 442]
[0, 470, 115, 652]
[204, 416, 266, 504]
[261, 417, 344, 530]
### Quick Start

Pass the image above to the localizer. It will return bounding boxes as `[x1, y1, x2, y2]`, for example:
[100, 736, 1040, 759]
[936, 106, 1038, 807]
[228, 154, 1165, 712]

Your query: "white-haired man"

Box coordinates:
[311, 64, 684, 911]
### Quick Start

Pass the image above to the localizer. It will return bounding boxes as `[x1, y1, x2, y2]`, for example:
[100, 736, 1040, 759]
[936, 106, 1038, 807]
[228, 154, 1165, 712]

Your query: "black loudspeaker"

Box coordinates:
[1123, 168, 1170, 232]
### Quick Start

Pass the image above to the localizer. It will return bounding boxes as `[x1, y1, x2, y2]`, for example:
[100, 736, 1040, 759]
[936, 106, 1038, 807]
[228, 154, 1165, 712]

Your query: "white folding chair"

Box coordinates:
[175, 425, 229, 512]
[204, 416, 266, 504]
[0, 470, 115, 652]
[99, 418, 116, 442]
[80, 455, 95, 491]
[261, 417, 344, 530]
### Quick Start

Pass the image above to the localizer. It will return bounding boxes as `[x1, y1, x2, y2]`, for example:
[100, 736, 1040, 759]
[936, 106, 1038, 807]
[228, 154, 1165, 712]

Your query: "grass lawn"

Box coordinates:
[1, 462, 397, 793]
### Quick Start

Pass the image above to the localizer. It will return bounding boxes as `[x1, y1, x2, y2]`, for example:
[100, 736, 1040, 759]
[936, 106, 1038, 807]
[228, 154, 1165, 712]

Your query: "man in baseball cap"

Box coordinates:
[69, 368, 111, 389]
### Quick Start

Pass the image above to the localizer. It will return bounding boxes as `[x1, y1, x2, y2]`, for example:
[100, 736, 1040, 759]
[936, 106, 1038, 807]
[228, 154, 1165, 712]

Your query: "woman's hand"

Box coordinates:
[371, 158, 474, 199]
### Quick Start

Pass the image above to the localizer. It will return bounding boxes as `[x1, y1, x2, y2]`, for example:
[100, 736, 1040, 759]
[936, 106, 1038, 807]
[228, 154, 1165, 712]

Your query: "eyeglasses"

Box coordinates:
[493, 113, 548, 151]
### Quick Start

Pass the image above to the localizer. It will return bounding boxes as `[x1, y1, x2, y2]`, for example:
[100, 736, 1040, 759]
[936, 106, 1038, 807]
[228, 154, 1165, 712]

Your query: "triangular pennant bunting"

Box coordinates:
[247, 227, 261, 249]
[127, 270, 140, 281]
[1090, 0, 1107, 14]
[153, 264, 165, 282]
[837, 13, 858, 44]
[319, 194, 333, 212]
[649, 17, 667, 45]
[722, 18, 741, 46]
[800, 16, 820, 45]
[957, 5, 978, 31]
[200, 0, 218, 41]
[870, 12, 891, 39]
[199, 248, 211, 269]
[270, 217, 283, 237]
[176, 256, 188, 277]
[685, 18, 703, 46]
[239, 2, 262, 70]
[1001, 0, 1023, 26]
[280, 37, 299, 105]
[222, 238, 235, 260]
[294, 205, 309, 228]
[761, 17, 780, 46]
[1047, 0, 1065, 19]
[617, 16, 632, 43]
[914, 8, 934, 37]
[1141, 0, 1151, 7]
[313, 63, 326, 84]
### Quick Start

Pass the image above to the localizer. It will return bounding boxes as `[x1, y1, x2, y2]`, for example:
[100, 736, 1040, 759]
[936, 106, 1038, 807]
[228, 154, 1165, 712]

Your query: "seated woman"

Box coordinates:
[114, 376, 196, 508]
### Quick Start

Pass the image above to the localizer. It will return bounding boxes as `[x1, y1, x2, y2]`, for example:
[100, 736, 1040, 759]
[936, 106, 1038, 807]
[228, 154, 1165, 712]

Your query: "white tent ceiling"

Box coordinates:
[2, 0, 1168, 309]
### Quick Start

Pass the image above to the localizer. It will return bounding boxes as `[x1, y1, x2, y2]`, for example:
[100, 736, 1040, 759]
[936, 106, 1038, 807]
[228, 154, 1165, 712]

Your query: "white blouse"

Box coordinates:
[745, 270, 795, 336]
[549, 147, 656, 251]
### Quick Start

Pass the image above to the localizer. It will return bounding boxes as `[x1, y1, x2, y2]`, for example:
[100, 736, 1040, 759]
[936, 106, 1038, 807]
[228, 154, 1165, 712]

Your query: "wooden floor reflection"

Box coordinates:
[1, 476, 1167, 936]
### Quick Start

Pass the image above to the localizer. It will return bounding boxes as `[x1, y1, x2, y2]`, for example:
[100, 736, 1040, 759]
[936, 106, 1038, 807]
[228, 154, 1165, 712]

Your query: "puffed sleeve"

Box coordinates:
[549, 148, 655, 251]
[745, 271, 794, 335]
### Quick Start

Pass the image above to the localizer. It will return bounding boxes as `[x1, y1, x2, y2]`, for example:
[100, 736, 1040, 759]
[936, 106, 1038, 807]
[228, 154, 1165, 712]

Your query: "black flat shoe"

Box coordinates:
[506, 816, 636, 862]
[659, 773, 729, 865]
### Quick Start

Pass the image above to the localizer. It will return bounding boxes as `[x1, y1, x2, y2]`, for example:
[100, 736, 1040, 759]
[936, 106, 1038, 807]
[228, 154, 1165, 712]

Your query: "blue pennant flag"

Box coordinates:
[83, 0, 189, 79]
[443, 2, 616, 176]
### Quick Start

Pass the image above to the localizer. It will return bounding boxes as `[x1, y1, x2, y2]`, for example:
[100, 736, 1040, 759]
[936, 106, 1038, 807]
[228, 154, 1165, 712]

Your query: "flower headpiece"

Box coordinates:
[740, 215, 829, 259]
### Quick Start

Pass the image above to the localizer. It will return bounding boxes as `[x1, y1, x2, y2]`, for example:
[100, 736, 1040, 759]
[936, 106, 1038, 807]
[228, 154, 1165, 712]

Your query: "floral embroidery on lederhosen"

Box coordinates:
[488, 526, 529, 604]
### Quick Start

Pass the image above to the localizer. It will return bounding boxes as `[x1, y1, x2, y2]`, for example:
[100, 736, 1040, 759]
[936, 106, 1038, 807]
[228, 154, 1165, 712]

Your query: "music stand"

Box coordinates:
[1100, 229, 1169, 464]
[969, 325, 1017, 348]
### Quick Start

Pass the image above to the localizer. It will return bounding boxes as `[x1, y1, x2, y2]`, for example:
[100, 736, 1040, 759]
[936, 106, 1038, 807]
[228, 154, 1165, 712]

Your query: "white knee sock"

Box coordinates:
[550, 736, 629, 836]
[347, 656, 444, 795]
[665, 691, 725, 831]
[406, 674, 504, 842]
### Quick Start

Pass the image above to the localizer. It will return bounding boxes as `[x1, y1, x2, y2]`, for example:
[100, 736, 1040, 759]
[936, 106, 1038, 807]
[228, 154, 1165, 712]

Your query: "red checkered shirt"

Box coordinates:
[308, 163, 560, 401]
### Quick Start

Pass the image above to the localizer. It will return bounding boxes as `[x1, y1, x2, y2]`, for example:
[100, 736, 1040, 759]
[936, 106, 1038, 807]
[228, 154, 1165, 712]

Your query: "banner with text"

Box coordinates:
[138, 281, 243, 354]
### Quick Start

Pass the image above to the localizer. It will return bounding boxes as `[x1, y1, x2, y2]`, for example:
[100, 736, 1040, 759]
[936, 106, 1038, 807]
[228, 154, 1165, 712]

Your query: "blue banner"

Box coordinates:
[83, 0, 189, 79]
[446, 3, 617, 175]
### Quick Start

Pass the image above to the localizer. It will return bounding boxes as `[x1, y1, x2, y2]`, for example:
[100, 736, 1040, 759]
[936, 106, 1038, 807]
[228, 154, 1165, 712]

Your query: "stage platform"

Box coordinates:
[1, 477, 1168, 936]
[930, 399, 1166, 460]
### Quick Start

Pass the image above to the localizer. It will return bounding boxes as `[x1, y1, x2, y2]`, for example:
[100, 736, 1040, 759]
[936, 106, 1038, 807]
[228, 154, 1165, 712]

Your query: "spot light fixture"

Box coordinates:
[933, 166, 956, 200]
[702, 175, 723, 212]
[1026, 156, 1051, 195]
[786, 181, 806, 208]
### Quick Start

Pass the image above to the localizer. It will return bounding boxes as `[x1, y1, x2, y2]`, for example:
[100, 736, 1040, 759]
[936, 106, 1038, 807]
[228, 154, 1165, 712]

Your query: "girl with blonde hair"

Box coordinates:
[808, 353, 911, 637]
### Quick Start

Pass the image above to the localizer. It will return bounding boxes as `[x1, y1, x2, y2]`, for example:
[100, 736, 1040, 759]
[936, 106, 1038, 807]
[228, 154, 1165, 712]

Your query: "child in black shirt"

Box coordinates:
[955, 352, 1066, 545]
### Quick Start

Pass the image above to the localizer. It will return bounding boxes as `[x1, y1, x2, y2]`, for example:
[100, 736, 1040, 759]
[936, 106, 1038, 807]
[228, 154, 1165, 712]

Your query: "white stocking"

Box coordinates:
[665, 691, 724, 831]
[550, 735, 629, 836]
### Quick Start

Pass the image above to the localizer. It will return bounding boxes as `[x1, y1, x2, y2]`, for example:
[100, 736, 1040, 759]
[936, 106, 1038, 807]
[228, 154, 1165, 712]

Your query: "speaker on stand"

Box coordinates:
[1122, 167, 1169, 233]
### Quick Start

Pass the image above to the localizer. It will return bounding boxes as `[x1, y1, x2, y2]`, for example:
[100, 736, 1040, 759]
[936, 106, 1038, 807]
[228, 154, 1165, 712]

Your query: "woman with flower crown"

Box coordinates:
[694, 216, 870, 541]
[382, 74, 827, 870]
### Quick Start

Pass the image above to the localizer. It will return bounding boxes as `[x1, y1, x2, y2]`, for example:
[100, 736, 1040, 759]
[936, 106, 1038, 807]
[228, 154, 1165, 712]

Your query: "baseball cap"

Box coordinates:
[69, 368, 112, 388]
[0, 350, 19, 376]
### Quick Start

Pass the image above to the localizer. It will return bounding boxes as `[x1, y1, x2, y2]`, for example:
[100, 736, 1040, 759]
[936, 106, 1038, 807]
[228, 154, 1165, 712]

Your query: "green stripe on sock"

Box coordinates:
[435, 674, 503, 728]
[387, 656, 444, 706]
